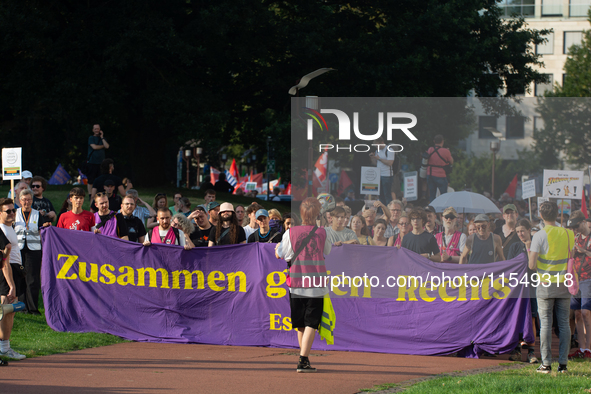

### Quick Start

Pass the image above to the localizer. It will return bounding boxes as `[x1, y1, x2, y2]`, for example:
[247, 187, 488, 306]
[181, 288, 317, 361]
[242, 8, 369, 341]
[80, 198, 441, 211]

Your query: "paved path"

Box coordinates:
[2, 342, 527, 394]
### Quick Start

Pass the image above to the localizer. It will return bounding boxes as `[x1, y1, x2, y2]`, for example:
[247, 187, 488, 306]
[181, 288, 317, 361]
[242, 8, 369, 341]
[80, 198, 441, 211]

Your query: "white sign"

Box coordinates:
[2, 148, 22, 180]
[360, 166, 380, 196]
[403, 171, 418, 201]
[542, 170, 584, 200]
[522, 179, 536, 200]
[245, 182, 257, 191]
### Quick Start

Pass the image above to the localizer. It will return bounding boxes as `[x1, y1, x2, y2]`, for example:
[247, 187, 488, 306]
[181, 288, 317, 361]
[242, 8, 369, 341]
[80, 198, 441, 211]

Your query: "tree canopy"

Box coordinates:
[0, 1, 549, 184]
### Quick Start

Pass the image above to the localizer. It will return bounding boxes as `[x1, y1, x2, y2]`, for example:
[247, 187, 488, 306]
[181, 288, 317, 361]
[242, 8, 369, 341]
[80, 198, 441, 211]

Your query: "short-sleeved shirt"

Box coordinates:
[32, 196, 55, 217]
[401, 231, 440, 256]
[132, 206, 151, 224]
[427, 146, 452, 178]
[57, 210, 95, 231]
[87, 136, 105, 164]
[190, 224, 214, 247]
[324, 227, 359, 245]
[375, 146, 395, 177]
[209, 225, 246, 245]
[93, 174, 123, 194]
[0, 224, 21, 265]
[123, 215, 146, 243]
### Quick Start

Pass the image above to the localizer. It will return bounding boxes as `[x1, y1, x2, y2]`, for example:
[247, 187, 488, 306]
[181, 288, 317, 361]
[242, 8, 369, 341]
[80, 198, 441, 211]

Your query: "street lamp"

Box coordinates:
[195, 147, 203, 188]
[221, 153, 228, 170]
[289, 68, 335, 197]
[183, 149, 192, 189]
[484, 127, 505, 199]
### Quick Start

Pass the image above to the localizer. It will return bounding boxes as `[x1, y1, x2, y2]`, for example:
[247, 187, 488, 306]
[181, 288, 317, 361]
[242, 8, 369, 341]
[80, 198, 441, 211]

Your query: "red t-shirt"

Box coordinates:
[427, 146, 452, 178]
[574, 233, 591, 281]
[57, 210, 96, 232]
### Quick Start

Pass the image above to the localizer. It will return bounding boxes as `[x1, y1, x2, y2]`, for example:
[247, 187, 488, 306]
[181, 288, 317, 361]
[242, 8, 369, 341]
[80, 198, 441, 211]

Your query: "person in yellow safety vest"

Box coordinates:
[529, 201, 574, 374]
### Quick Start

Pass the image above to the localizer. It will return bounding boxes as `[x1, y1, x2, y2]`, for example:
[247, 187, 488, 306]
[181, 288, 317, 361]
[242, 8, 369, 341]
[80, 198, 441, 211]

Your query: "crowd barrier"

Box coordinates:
[41, 227, 533, 357]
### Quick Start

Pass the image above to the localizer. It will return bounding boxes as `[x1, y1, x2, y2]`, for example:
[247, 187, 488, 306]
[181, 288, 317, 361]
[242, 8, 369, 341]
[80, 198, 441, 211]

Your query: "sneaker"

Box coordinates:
[568, 348, 585, 359]
[527, 352, 539, 364]
[536, 364, 552, 374]
[0, 348, 26, 360]
[557, 364, 568, 373]
[585, 350, 591, 359]
[0, 359, 7, 366]
[296, 360, 317, 373]
[508, 350, 522, 361]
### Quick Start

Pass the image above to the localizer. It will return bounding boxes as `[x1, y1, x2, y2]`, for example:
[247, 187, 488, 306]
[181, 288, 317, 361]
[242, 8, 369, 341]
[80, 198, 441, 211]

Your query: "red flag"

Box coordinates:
[229, 159, 239, 180]
[210, 167, 221, 183]
[505, 174, 518, 198]
[337, 170, 353, 196]
[314, 152, 328, 183]
[583, 187, 589, 218]
[251, 172, 263, 188]
[284, 182, 291, 195]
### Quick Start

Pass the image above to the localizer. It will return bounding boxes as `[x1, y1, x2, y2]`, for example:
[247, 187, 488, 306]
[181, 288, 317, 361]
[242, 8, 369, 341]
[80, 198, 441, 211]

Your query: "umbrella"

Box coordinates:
[429, 191, 501, 214]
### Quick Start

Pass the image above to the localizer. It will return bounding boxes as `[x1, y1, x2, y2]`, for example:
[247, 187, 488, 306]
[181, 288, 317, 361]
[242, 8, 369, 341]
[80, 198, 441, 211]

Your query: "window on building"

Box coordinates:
[536, 32, 554, 54]
[564, 31, 584, 54]
[506, 116, 525, 139]
[534, 116, 544, 137]
[570, 0, 591, 17]
[542, 0, 563, 15]
[479, 116, 497, 139]
[535, 74, 554, 96]
[498, 0, 535, 18]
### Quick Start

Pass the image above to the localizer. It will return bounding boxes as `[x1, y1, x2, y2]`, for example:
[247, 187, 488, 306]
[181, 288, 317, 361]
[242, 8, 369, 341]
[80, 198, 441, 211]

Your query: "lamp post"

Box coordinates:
[194, 147, 203, 188]
[251, 154, 256, 174]
[221, 153, 228, 170]
[490, 140, 500, 199]
[183, 149, 192, 189]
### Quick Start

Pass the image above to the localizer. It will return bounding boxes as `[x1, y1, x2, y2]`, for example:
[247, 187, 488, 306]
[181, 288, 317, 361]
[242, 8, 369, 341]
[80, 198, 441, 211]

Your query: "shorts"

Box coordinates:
[290, 293, 324, 329]
[86, 163, 101, 184]
[570, 279, 591, 311]
[0, 263, 26, 298]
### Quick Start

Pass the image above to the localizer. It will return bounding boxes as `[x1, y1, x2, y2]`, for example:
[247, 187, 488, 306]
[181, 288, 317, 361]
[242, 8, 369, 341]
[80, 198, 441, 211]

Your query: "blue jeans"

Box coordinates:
[380, 176, 393, 206]
[537, 296, 571, 366]
[427, 175, 448, 202]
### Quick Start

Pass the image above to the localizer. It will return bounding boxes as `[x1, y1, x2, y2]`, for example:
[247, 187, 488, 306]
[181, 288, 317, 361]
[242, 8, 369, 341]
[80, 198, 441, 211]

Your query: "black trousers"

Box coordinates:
[18, 245, 42, 312]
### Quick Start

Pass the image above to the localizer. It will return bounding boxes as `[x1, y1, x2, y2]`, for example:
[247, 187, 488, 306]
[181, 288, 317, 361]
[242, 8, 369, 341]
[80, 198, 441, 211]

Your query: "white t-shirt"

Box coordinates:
[376, 146, 395, 177]
[442, 232, 467, 253]
[243, 225, 256, 239]
[1, 223, 22, 265]
[158, 228, 186, 246]
[530, 229, 549, 255]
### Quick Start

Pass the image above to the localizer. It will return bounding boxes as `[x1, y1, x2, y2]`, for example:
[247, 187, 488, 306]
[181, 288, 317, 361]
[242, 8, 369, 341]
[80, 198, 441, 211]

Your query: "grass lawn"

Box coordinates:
[0, 183, 289, 361]
[361, 360, 591, 393]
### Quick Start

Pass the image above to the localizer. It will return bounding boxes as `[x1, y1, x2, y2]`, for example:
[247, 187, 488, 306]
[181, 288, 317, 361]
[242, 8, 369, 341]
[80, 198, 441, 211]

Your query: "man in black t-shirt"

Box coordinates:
[494, 204, 521, 253]
[208, 203, 246, 246]
[247, 209, 282, 243]
[91, 159, 128, 203]
[401, 208, 440, 262]
[31, 176, 56, 222]
[120, 196, 146, 243]
[188, 206, 214, 247]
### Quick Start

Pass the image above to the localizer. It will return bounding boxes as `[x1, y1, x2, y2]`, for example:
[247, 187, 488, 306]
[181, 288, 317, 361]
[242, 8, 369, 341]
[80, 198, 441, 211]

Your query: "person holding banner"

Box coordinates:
[93, 193, 129, 240]
[57, 188, 96, 232]
[529, 201, 574, 373]
[0, 198, 27, 360]
[120, 196, 147, 243]
[275, 197, 332, 373]
[144, 208, 192, 250]
[459, 214, 504, 265]
[435, 207, 466, 263]
[402, 208, 440, 262]
[15, 190, 51, 315]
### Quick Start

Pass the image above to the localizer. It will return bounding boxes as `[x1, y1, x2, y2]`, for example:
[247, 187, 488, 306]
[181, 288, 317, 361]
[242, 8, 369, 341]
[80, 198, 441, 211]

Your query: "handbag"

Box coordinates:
[567, 231, 579, 296]
[285, 226, 318, 287]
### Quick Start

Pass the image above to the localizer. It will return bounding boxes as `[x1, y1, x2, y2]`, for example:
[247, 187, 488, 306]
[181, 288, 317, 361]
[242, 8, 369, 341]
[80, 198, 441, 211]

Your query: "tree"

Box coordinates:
[0, 1, 551, 185]
[534, 10, 591, 169]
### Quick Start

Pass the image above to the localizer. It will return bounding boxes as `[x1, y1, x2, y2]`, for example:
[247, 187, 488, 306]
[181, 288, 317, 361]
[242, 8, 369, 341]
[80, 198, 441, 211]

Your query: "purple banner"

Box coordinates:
[41, 227, 532, 357]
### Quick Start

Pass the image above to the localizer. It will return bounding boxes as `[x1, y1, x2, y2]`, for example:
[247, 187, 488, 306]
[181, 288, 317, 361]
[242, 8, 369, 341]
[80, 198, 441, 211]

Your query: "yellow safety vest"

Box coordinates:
[537, 225, 573, 284]
[318, 296, 336, 345]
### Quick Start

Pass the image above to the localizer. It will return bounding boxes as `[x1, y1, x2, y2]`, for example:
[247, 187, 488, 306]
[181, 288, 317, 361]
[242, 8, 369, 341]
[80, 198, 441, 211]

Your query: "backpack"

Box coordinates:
[427, 146, 452, 175]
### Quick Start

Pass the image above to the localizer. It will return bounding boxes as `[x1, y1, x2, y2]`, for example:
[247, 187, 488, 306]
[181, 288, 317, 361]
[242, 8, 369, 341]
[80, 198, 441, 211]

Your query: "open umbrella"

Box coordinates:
[429, 191, 501, 214]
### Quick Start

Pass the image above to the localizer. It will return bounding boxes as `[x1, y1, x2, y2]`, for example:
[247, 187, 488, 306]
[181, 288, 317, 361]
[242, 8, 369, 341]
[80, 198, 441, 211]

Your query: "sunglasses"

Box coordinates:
[399, 222, 409, 226]
[443, 215, 456, 220]
[31, 184, 42, 189]
[3, 209, 16, 214]
[476, 224, 488, 229]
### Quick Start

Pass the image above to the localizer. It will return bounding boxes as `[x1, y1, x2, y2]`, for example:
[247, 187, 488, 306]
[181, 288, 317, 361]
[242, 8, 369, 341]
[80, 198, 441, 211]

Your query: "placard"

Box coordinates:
[245, 182, 258, 191]
[403, 171, 418, 201]
[522, 179, 536, 200]
[360, 166, 380, 196]
[542, 170, 584, 200]
[2, 147, 22, 180]
[557, 199, 571, 216]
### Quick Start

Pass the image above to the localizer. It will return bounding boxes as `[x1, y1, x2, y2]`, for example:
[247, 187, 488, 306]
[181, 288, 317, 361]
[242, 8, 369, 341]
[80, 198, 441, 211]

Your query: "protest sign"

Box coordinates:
[543, 170, 584, 200]
[360, 166, 380, 195]
[403, 171, 418, 201]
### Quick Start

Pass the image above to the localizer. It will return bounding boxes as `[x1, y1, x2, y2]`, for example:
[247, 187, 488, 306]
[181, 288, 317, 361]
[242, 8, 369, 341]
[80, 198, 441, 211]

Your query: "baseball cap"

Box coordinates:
[104, 179, 115, 186]
[207, 201, 221, 211]
[424, 206, 436, 214]
[503, 204, 517, 213]
[255, 209, 269, 219]
[566, 217, 585, 229]
[22, 170, 33, 179]
[474, 214, 490, 222]
[442, 207, 457, 217]
[219, 202, 234, 213]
